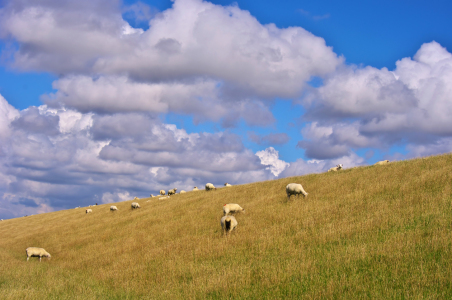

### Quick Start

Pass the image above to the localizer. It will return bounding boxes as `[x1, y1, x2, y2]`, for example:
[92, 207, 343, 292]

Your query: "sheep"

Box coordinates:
[221, 215, 238, 234]
[223, 203, 245, 216]
[180, 190, 186, 194]
[168, 188, 177, 195]
[131, 202, 141, 209]
[150, 194, 155, 197]
[110, 206, 118, 211]
[328, 164, 343, 172]
[160, 190, 166, 195]
[133, 197, 139, 200]
[86, 209, 92, 214]
[26, 247, 51, 262]
[375, 160, 390, 165]
[159, 196, 169, 200]
[224, 183, 232, 187]
[205, 183, 216, 191]
[286, 183, 308, 201]
[193, 186, 199, 191]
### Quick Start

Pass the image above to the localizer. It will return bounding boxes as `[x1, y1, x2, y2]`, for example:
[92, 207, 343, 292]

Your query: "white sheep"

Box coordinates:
[86, 209, 92, 214]
[328, 164, 343, 172]
[193, 186, 199, 191]
[168, 188, 177, 195]
[133, 197, 139, 200]
[110, 206, 118, 211]
[159, 196, 169, 200]
[223, 203, 245, 216]
[205, 183, 216, 191]
[224, 183, 232, 187]
[160, 190, 166, 195]
[286, 183, 308, 201]
[150, 194, 155, 198]
[26, 247, 51, 262]
[180, 190, 186, 194]
[375, 160, 390, 165]
[131, 202, 141, 209]
[221, 215, 238, 234]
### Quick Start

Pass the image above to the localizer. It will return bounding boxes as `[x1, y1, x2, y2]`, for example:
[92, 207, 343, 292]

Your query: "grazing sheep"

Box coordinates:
[224, 183, 232, 187]
[160, 190, 166, 195]
[223, 203, 245, 216]
[133, 197, 139, 200]
[110, 206, 118, 211]
[180, 190, 186, 194]
[150, 194, 155, 197]
[286, 183, 308, 201]
[168, 188, 178, 195]
[375, 160, 390, 165]
[86, 209, 92, 214]
[131, 202, 141, 209]
[26, 247, 51, 262]
[221, 215, 238, 234]
[328, 164, 343, 172]
[193, 186, 199, 191]
[205, 183, 216, 191]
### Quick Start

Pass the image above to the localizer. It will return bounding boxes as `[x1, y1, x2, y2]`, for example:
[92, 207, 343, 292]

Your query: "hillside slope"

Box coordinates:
[1, 154, 451, 299]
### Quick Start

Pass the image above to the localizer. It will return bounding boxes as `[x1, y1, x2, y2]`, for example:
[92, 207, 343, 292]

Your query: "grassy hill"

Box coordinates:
[1, 154, 451, 299]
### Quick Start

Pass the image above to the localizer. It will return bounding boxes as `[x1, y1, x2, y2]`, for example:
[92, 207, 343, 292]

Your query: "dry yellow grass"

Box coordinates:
[1, 154, 451, 299]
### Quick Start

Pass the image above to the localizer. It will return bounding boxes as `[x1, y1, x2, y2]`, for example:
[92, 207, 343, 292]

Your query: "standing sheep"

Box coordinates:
[160, 190, 166, 195]
[375, 160, 390, 165]
[26, 247, 51, 262]
[168, 188, 178, 195]
[205, 183, 216, 191]
[110, 206, 118, 211]
[193, 186, 199, 191]
[221, 215, 238, 234]
[150, 194, 155, 197]
[223, 203, 245, 216]
[224, 183, 232, 187]
[180, 190, 186, 194]
[286, 183, 308, 201]
[328, 164, 343, 172]
[86, 209, 92, 214]
[131, 202, 141, 209]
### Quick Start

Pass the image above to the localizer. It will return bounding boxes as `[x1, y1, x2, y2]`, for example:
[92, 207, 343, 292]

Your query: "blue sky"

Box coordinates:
[0, 0, 451, 219]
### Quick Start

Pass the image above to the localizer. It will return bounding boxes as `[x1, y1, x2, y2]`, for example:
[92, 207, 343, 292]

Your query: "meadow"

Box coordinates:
[0, 154, 451, 299]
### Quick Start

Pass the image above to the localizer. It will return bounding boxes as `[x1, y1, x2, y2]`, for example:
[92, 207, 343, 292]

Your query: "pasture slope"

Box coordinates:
[0, 154, 451, 299]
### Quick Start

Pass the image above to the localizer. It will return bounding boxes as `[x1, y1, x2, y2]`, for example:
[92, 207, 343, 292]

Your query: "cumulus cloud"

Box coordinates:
[299, 41, 452, 158]
[0, 101, 278, 219]
[256, 147, 289, 176]
[1, 0, 341, 125]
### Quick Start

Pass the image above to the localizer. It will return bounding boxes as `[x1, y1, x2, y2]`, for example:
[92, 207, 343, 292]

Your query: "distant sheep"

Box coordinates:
[375, 160, 390, 165]
[205, 183, 216, 191]
[150, 194, 155, 197]
[221, 215, 238, 234]
[133, 197, 139, 200]
[168, 188, 177, 195]
[110, 206, 118, 211]
[286, 183, 308, 201]
[193, 186, 199, 191]
[160, 190, 166, 195]
[26, 247, 51, 262]
[159, 196, 169, 200]
[328, 164, 343, 172]
[180, 190, 186, 194]
[131, 202, 141, 209]
[223, 203, 245, 216]
[224, 183, 232, 187]
[86, 209, 92, 214]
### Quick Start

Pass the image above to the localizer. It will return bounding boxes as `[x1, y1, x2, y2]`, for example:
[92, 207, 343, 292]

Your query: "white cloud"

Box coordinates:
[256, 147, 289, 176]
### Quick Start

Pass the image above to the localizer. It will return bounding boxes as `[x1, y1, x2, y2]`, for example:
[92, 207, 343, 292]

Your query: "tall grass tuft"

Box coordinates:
[1, 154, 451, 299]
